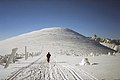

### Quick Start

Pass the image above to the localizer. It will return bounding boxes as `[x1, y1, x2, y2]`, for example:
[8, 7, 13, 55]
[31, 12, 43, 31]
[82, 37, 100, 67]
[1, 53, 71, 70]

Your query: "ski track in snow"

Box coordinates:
[6, 56, 98, 80]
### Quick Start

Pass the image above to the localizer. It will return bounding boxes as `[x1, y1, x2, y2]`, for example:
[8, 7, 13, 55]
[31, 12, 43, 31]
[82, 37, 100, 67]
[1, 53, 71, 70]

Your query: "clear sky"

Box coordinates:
[0, 0, 120, 40]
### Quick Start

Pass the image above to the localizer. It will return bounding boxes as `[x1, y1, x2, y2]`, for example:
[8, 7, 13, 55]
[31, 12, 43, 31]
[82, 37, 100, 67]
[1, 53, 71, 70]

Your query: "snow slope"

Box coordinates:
[0, 27, 114, 56]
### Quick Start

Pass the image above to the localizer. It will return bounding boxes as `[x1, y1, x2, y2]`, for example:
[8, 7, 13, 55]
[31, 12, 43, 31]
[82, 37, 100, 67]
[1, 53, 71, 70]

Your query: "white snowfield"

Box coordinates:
[0, 27, 114, 56]
[0, 54, 120, 80]
[4, 55, 98, 80]
[0, 27, 119, 80]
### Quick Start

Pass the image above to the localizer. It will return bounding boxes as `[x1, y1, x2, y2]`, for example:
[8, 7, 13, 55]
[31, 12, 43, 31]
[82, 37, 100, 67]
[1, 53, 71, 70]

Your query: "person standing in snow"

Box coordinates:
[46, 52, 51, 63]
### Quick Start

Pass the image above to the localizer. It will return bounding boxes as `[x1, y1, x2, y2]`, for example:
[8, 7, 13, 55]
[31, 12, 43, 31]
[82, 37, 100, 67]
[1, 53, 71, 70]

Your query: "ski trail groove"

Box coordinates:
[56, 65, 69, 80]
[7, 55, 44, 80]
[58, 64, 83, 80]
[6, 56, 98, 80]
[58, 63, 98, 80]
[79, 69, 99, 80]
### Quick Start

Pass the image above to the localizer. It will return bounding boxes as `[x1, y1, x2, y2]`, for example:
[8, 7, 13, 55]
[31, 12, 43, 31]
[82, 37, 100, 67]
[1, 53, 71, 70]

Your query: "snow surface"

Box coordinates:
[0, 27, 114, 56]
[0, 54, 120, 80]
[0, 27, 118, 80]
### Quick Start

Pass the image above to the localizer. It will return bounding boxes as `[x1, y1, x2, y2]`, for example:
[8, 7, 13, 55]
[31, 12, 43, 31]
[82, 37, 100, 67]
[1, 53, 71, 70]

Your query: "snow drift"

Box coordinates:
[0, 27, 114, 56]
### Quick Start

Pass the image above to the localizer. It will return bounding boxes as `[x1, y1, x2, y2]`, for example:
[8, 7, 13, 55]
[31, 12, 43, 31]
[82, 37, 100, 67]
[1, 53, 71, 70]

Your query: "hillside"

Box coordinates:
[0, 27, 114, 56]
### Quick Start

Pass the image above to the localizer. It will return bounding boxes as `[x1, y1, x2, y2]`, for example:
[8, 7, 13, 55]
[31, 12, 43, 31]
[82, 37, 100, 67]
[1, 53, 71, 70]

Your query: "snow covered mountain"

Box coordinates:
[0, 27, 114, 56]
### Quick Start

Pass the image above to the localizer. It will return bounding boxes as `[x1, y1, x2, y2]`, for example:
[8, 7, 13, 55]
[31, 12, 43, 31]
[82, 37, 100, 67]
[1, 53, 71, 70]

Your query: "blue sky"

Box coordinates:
[0, 0, 120, 40]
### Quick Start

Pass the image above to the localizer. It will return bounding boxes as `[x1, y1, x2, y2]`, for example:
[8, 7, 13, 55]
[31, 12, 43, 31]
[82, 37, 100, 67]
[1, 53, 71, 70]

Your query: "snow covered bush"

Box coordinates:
[80, 58, 90, 65]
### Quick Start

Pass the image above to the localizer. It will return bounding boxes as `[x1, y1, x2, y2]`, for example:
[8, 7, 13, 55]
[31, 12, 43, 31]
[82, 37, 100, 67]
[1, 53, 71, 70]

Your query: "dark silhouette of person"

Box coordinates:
[46, 52, 51, 63]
